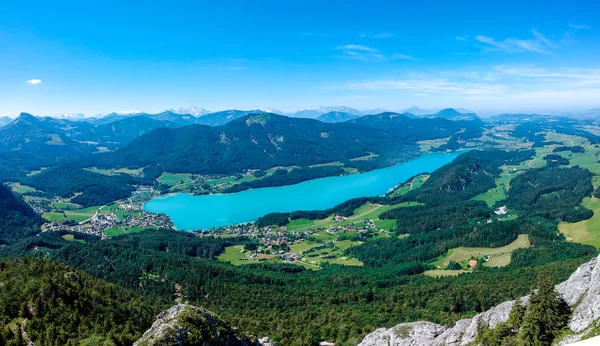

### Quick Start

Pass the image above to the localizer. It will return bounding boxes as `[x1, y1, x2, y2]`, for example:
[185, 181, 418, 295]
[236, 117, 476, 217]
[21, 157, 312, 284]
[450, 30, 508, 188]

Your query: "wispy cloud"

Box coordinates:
[475, 29, 556, 54]
[390, 54, 419, 61]
[336, 44, 378, 52]
[342, 79, 505, 95]
[334, 44, 418, 62]
[455, 36, 468, 41]
[494, 65, 600, 87]
[569, 23, 590, 30]
[324, 63, 600, 111]
[26, 79, 42, 85]
[530, 29, 556, 48]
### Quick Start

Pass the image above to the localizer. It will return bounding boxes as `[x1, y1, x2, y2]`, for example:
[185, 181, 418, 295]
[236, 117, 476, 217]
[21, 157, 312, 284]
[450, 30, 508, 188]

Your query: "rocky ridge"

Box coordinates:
[359, 254, 600, 346]
[134, 304, 264, 346]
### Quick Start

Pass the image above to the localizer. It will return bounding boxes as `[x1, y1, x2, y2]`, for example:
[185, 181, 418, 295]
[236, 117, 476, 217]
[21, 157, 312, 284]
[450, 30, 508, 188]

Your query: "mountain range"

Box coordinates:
[316, 111, 360, 123]
[84, 112, 426, 175]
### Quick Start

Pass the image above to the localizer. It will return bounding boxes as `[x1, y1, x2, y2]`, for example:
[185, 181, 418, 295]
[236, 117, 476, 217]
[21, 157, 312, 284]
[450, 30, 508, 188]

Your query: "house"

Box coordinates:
[468, 259, 478, 267]
[334, 215, 346, 222]
[494, 205, 508, 215]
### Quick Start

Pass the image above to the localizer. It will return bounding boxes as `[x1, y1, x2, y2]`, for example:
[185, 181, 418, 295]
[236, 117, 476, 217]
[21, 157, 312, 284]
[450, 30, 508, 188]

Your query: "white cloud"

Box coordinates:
[390, 54, 420, 61]
[455, 36, 468, 41]
[26, 79, 42, 85]
[336, 44, 378, 52]
[334, 44, 418, 62]
[569, 23, 590, 30]
[475, 29, 556, 54]
[342, 79, 506, 95]
[530, 29, 556, 47]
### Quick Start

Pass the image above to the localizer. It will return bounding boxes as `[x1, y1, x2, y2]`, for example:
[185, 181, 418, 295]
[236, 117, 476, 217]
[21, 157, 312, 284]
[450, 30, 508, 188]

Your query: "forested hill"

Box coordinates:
[0, 257, 163, 345]
[83, 113, 421, 174]
[23, 163, 136, 207]
[346, 112, 482, 141]
[0, 183, 41, 245]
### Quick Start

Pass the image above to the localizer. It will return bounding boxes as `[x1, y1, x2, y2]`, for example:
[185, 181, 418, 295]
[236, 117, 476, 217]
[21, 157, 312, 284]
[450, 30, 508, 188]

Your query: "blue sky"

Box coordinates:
[0, 0, 599, 116]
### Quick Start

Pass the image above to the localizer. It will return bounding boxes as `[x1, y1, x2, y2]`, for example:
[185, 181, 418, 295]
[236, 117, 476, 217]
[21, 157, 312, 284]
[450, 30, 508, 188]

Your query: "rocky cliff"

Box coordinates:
[359, 254, 600, 346]
[134, 304, 264, 346]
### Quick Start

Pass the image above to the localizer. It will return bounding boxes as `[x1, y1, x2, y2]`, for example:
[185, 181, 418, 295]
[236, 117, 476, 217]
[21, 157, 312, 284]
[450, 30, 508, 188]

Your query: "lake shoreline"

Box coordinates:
[145, 151, 467, 230]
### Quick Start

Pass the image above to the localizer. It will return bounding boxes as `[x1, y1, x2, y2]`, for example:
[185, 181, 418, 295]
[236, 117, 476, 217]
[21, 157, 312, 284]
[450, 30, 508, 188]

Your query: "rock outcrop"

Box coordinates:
[359, 254, 600, 346]
[134, 304, 262, 346]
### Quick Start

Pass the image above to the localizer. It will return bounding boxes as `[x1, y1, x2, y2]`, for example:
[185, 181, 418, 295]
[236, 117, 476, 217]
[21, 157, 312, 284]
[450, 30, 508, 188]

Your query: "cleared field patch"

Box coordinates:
[103, 226, 148, 237]
[62, 234, 85, 243]
[424, 269, 470, 277]
[8, 183, 37, 194]
[158, 173, 194, 186]
[417, 137, 450, 152]
[472, 185, 506, 207]
[43, 205, 101, 223]
[85, 167, 144, 176]
[308, 161, 344, 168]
[390, 174, 429, 197]
[559, 196, 600, 249]
[483, 253, 511, 267]
[350, 153, 379, 161]
[289, 241, 321, 253]
[435, 234, 530, 268]
[286, 201, 420, 233]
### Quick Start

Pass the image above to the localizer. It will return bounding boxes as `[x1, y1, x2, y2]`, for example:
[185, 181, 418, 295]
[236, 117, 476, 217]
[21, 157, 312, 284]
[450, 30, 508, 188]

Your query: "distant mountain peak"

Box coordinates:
[319, 106, 363, 116]
[15, 112, 39, 123]
[435, 108, 462, 116]
[166, 106, 210, 117]
[56, 112, 86, 120]
[402, 106, 440, 116]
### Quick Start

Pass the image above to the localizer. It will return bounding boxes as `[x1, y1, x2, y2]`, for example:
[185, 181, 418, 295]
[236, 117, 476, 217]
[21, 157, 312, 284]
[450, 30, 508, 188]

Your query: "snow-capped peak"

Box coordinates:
[55, 112, 86, 120]
[258, 107, 285, 115]
[166, 106, 211, 117]
[319, 106, 363, 116]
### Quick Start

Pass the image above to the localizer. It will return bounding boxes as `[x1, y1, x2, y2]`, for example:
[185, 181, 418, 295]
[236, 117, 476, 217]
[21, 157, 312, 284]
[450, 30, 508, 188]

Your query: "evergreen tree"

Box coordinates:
[518, 274, 570, 346]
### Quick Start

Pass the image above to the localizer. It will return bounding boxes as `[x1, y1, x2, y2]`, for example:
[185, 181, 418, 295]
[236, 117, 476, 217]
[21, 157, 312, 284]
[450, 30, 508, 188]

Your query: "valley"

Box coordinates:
[2, 109, 600, 346]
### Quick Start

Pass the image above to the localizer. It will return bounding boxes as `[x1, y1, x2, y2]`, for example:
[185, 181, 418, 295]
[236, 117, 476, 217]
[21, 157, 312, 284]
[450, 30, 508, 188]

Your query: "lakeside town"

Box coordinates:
[33, 186, 173, 238]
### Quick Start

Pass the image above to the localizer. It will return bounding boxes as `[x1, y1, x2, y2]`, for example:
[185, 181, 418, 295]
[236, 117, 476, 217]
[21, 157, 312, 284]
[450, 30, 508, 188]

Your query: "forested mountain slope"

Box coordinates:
[0, 183, 41, 245]
[23, 163, 136, 207]
[0, 257, 164, 346]
[346, 112, 482, 142]
[83, 113, 420, 174]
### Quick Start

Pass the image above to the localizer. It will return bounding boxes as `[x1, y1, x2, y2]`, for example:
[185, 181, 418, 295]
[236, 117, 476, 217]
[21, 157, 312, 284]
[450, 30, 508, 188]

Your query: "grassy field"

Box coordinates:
[62, 234, 85, 243]
[43, 205, 101, 223]
[559, 196, 600, 249]
[286, 201, 421, 233]
[417, 137, 450, 152]
[350, 153, 379, 161]
[472, 170, 514, 207]
[432, 234, 530, 269]
[158, 173, 194, 186]
[389, 174, 429, 197]
[8, 183, 37, 194]
[103, 226, 148, 237]
[85, 167, 144, 176]
[424, 269, 471, 277]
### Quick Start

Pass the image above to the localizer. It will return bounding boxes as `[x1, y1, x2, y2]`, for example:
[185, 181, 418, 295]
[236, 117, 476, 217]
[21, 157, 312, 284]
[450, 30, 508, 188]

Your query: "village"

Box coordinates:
[204, 213, 392, 268]
[40, 186, 173, 237]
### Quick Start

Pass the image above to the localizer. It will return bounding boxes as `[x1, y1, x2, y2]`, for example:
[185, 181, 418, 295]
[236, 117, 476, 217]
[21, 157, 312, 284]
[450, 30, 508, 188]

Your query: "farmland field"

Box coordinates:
[432, 234, 530, 269]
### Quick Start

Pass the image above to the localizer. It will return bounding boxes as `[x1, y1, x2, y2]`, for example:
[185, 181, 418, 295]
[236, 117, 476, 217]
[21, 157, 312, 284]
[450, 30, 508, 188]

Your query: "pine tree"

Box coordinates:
[518, 274, 570, 346]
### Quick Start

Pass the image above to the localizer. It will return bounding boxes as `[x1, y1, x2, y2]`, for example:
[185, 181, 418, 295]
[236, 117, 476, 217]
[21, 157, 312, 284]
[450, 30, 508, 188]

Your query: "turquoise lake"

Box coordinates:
[144, 151, 463, 230]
